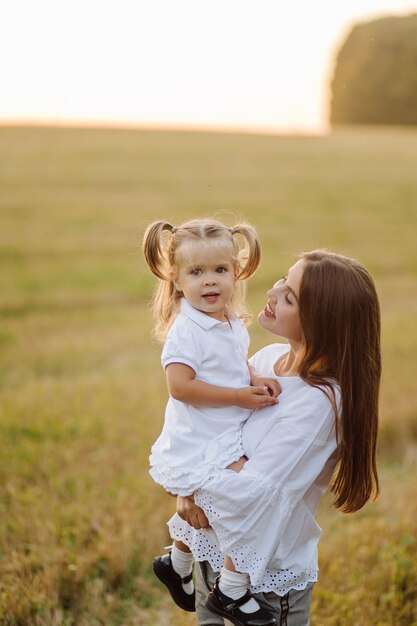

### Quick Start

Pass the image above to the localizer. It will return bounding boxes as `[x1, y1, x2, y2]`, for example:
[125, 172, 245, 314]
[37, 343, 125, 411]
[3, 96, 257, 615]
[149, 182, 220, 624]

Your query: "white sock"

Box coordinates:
[170, 545, 194, 595]
[218, 567, 260, 614]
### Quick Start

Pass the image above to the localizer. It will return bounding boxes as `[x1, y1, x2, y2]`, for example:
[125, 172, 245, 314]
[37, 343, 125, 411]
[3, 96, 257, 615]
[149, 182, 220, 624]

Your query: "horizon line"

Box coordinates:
[0, 117, 329, 138]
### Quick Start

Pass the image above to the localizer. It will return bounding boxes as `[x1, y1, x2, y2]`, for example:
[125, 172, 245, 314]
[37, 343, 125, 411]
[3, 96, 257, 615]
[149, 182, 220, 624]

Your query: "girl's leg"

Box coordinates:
[217, 555, 262, 613]
[174, 539, 191, 553]
[205, 556, 276, 625]
[152, 540, 195, 612]
[224, 555, 236, 571]
[171, 540, 194, 594]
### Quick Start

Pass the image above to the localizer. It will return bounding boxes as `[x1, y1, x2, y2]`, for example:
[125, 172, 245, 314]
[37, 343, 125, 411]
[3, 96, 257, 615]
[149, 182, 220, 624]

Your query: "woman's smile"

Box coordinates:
[263, 302, 276, 318]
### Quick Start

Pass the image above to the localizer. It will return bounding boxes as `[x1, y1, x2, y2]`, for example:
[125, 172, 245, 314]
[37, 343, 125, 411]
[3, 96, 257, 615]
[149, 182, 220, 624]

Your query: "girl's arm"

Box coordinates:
[226, 456, 248, 472]
[166, 363, 277, 410]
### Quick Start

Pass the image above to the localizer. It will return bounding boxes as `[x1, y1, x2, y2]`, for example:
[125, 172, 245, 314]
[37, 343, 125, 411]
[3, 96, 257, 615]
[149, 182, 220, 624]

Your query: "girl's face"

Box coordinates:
[258, 259, 305, 344]
[174, 242, 237, 321]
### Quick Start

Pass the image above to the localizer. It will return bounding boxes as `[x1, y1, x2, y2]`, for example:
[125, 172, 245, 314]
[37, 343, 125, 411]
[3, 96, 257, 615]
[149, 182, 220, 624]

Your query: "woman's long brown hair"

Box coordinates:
[298, 251, 381, 513]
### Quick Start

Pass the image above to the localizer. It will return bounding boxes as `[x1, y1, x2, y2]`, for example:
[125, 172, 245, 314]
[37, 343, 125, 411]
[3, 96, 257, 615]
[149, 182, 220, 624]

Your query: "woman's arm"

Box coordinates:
[176, 457, 247, 529]
[188, 391, 338, 548]
[166, 363, 278, 409]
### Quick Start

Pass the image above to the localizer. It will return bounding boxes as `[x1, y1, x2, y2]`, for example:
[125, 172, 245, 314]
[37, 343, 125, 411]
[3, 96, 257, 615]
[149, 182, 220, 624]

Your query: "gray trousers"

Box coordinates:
[195, 561, 313, 626]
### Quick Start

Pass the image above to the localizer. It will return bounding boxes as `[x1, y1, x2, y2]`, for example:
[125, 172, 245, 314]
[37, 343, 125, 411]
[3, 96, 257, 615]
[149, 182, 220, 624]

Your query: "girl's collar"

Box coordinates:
[179, 298, 236, 330]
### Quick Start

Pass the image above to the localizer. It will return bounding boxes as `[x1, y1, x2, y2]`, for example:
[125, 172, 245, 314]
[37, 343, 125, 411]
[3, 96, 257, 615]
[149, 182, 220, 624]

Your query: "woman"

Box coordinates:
[169, 250, 381, 625]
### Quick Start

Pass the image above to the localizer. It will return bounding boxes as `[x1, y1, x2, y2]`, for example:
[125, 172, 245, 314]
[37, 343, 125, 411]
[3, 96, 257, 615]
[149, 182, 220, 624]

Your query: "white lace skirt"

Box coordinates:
[168, 513, 318, 596]
[167, 470, 320, 595]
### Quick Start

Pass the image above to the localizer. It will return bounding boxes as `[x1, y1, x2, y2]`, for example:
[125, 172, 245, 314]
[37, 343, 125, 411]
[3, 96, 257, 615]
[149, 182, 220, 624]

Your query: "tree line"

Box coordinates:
[330, 13, 417, 125]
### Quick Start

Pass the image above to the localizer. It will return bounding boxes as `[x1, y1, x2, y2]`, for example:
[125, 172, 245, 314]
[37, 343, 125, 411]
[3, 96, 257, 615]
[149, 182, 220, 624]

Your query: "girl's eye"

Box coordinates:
[285, 293, 292, 305]
[191, 269, 202, 276]
[216, 267, 227, 273]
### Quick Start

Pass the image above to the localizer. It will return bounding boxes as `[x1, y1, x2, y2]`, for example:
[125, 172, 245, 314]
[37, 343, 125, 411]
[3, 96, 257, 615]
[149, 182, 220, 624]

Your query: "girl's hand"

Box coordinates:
[227, 456, 248, 472]
[250, 376, 281, 398]
[176, 495, 210, 530]
[235, 385, 278, 409]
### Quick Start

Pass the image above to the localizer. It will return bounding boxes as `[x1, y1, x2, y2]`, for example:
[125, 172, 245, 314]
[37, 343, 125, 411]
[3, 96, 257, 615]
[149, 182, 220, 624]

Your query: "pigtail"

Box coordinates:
[152, 279, 181, 342]
[230, 223, 261, 280]
[142, 220, 176, 280]
[142, 220, 182, 342]
[226, 222, 261, 326]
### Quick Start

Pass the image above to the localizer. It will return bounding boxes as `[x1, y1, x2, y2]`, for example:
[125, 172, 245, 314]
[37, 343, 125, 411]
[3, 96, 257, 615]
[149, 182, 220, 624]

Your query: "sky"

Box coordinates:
[1, 0, 417, 133]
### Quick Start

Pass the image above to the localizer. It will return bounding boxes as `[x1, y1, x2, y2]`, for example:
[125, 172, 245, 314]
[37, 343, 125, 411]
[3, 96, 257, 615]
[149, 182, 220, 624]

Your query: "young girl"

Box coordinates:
[143, 218, 280, 625]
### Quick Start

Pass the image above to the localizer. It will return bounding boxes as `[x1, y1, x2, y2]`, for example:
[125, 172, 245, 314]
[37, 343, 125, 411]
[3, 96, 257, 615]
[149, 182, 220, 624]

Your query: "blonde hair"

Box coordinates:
[142, 218, 261, 341]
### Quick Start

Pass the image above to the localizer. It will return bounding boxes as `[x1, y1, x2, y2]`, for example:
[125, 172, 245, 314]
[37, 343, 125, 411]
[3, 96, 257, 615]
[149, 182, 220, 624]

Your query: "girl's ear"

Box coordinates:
[169, 269, 180, 291]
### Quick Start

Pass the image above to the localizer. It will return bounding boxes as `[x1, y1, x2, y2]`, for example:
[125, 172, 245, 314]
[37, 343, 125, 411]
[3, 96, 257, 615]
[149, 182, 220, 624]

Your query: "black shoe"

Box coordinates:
[205, 577, 276, 626]
[152, 553, 195, 612]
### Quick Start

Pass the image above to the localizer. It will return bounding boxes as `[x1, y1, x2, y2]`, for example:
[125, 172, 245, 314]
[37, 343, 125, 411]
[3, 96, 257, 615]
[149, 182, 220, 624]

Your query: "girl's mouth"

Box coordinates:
[203, 292, 220, 303]
[264, 302, 276, 318]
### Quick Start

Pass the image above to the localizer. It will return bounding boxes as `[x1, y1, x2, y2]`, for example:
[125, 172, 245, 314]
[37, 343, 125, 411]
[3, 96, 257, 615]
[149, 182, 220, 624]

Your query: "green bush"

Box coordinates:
[330, 14, 417, 125]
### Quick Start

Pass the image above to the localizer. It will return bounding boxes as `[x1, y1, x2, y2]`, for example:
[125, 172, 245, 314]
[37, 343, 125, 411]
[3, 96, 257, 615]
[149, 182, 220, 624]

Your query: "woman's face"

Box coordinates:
[258, 258, 305, 344]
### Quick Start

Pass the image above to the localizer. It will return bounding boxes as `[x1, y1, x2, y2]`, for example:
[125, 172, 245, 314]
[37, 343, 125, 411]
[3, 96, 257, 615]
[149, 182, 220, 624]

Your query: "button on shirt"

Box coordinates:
[149, 298, 252, 496]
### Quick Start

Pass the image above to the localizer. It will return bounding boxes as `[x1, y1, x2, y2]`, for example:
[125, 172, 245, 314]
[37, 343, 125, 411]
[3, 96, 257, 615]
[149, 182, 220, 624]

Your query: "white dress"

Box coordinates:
[149, 298, 253, 496]
[168, 343, 340, 596]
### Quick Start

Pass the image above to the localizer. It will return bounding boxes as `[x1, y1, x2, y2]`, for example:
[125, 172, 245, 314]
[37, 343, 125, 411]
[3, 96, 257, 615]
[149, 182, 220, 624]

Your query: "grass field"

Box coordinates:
[0, 125, 417, 625]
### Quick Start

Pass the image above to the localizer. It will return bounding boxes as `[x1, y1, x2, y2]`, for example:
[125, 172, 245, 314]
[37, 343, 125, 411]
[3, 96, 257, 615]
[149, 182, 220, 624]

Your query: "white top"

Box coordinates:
[168, 343, 340, 596]
[149, 298, 252, 496]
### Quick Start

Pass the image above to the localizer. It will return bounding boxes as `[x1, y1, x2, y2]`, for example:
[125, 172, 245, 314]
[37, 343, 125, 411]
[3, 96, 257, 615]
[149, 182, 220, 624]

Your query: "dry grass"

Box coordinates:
[0, 125, 416, 625]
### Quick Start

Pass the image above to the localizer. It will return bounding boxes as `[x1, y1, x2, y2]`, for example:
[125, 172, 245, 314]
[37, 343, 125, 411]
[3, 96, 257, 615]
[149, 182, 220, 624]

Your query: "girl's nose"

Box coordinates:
[205, 276, 217, 285]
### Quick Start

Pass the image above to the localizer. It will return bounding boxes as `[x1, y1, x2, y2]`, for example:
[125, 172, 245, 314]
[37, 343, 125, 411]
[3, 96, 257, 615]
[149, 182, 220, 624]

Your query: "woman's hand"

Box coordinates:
[176, 495, 210, 529]
[250, 376, 281, 399]
[235, 385, 278, 408]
